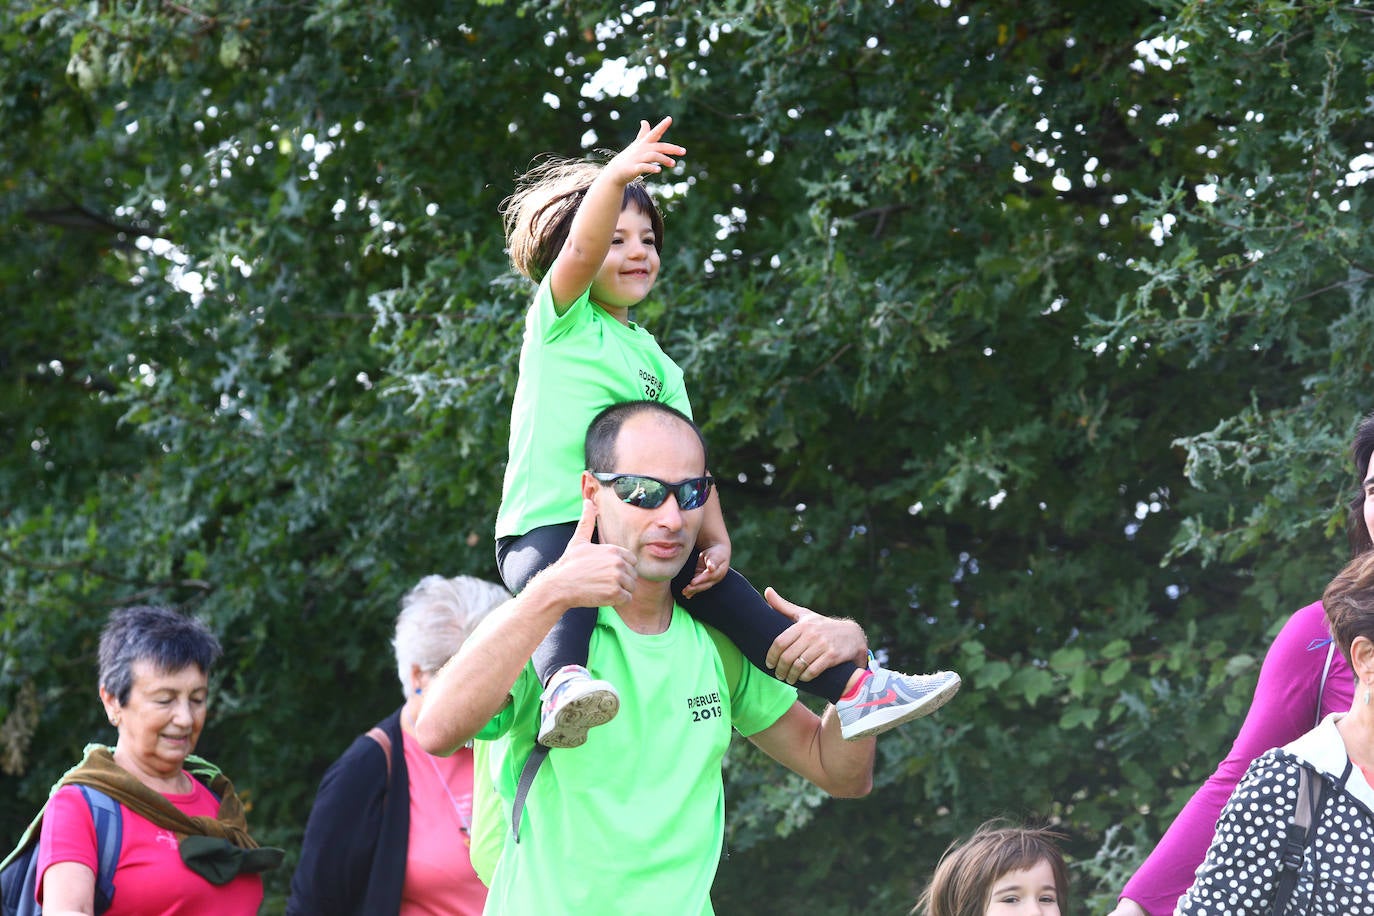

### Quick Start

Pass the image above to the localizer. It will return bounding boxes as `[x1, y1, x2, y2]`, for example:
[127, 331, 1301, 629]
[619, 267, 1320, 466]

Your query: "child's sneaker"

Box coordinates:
[538, 665, 620, 748]
[836, 667, 961, 740]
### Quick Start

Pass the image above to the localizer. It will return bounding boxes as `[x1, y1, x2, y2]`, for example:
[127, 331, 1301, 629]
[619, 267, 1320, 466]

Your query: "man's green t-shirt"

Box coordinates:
[477, 605, 796, 914]
[466, 738, 502, 887]
[494, 274, 692, 540]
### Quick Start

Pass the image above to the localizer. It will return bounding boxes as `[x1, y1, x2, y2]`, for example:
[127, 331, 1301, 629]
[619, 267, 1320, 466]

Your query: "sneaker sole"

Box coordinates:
[539, 689, 620, 749]
[840, 674, 962, 741]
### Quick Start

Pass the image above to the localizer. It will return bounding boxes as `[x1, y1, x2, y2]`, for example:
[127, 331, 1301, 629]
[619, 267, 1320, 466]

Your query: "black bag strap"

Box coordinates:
[507, 627, 745, 843]
[511, 745, 549, 844]
[1269, 764, 1325, 916]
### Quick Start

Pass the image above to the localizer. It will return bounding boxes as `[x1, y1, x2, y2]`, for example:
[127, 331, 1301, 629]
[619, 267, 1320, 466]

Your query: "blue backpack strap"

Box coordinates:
[0, 785, 122, 916]
[76, 786, 122, 915]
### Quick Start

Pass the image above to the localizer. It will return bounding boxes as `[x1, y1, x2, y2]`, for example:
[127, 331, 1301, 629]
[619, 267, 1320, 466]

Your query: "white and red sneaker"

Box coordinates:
[538, 665, 620, 748]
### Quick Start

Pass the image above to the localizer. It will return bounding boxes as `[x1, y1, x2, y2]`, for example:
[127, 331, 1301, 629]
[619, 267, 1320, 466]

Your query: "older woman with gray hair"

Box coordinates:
[287, 574, 509, 916]
[23, 605, 278, 915]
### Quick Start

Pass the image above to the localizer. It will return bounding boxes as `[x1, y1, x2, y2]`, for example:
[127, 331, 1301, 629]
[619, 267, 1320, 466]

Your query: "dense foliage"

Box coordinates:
[3, 1, 1373, 911]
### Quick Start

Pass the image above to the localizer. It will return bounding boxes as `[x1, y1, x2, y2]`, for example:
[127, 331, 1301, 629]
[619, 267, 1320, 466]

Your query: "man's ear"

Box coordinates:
[581, 470, 599, 502]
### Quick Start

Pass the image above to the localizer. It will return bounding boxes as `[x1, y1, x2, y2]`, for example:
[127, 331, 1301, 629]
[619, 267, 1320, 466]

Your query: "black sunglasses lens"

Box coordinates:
[612, 476, 669, 508]
[676, 479, 709, 510]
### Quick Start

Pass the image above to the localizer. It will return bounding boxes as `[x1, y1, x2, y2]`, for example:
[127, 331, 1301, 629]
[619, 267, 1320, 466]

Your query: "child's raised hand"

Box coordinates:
[680, 541, 730, 598]
[605, 116, 686, 186]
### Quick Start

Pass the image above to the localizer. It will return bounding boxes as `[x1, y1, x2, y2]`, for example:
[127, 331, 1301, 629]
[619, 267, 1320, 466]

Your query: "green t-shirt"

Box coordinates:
[494, 274, 692, 540]
[466, 738, 502, 887]
[478, 605, 796, 915]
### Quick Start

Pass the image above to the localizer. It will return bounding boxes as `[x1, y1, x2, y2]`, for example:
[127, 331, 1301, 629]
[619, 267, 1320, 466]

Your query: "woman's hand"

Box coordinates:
[1106, 898, 1149, 916]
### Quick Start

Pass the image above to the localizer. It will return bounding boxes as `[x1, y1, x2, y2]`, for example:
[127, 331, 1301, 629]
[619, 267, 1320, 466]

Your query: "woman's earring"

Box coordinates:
[415, 687, 423, 695]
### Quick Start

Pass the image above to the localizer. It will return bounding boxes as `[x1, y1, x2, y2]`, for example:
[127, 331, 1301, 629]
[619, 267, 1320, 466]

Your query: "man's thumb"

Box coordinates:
[571, 498, 598, 543]
[764, 586, 801, 620]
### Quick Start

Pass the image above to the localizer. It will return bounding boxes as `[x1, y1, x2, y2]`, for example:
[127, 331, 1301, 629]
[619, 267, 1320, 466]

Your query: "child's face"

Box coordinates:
[984, 859, 1060, 916]
[589, 204, 660, 312]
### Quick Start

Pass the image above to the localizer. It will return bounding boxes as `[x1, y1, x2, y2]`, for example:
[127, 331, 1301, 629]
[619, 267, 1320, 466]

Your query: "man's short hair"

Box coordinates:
[585, 401, 708, 473]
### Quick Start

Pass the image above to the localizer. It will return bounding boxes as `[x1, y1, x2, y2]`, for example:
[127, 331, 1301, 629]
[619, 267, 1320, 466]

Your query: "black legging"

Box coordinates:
[496, 522, 856, 704]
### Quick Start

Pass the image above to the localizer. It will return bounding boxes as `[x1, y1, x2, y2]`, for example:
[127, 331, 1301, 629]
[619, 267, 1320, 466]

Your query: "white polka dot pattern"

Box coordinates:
[1176, 750, 1374, 914]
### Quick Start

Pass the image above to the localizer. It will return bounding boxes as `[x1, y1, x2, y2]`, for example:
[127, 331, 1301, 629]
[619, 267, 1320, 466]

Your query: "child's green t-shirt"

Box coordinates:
[495, 274, 691, 540]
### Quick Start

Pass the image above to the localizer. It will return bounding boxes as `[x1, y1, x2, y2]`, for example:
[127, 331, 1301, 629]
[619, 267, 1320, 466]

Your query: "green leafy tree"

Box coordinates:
[3, 1, 1372, 911]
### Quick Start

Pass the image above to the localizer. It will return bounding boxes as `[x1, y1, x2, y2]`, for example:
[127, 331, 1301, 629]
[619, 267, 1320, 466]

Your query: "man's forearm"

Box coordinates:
[814, 706, 875, 798]
[750, 703, 875, 798]
[415, 571, 572, 755]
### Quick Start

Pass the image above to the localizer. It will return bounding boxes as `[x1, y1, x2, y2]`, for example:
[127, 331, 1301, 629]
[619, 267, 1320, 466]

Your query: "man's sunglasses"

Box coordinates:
[592, 473, 714, 510]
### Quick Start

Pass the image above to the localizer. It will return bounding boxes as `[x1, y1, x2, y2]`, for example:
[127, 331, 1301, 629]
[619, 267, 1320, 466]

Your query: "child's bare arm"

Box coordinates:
[548, 117, 684, 309]
[682, 481, 731, 597]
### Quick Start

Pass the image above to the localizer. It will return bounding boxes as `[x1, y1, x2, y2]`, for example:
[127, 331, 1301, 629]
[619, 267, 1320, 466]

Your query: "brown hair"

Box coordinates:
[1323, 551, 1374, 667]
[914, 821, 1069, 916]
[1348, 410, 1374, 557]
[501, 155, 665, 284]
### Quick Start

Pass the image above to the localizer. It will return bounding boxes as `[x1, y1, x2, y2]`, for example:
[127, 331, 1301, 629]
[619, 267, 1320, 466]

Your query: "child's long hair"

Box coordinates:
[501, 155, 665, 284]
[914, 821, 1069, 916]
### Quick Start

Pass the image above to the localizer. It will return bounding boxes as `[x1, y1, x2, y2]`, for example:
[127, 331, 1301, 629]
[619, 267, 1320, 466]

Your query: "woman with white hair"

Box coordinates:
[286, 575, 508, 916]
